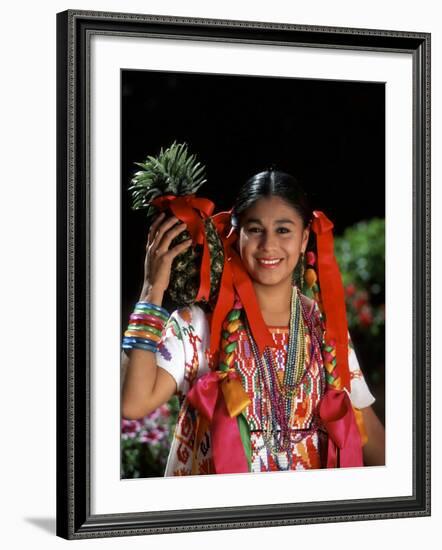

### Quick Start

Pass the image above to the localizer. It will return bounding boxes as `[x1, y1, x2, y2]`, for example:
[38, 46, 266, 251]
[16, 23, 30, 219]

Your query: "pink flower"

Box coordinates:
[354, 289, 369, 310]
[121, 419, 142, 435]
[306, 251, 316, 266]
[140, 428, 165, 444]
[358, 305, 373, 327]
[158, 404, 170, 417]
[345, 283, 356, 297]
[146, 408, 161, 421]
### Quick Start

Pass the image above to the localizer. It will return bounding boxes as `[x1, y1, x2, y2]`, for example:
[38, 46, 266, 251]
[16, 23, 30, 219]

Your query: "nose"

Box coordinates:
[258, 230, 278, 251]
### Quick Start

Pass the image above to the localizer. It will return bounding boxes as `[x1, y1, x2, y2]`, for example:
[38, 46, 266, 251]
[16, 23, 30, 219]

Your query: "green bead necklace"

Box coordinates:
[245, 285, 307, 466]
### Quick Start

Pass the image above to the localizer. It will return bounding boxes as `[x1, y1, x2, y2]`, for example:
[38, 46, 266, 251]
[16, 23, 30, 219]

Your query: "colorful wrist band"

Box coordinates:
[135, 301, 169, 320]
[123, 335, 158, 345]
[128, 314, 165, 330]
[124, 329, 162, 343]
[127, 323, 163, 337]
[122, 336, 158, 349]
[122, 301, 170, 352]
[122, 341, 157, 353]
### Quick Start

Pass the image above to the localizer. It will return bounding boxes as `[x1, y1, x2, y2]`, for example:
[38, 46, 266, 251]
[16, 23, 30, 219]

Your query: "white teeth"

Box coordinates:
[258, 259, 281, 265]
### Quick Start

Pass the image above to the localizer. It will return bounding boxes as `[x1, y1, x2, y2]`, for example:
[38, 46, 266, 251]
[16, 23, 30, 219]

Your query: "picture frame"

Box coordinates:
[56, 9, 431, 540]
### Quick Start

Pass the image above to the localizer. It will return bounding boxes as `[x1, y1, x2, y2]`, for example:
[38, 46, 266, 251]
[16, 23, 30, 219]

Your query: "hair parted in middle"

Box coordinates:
[230, 169, 313, 231]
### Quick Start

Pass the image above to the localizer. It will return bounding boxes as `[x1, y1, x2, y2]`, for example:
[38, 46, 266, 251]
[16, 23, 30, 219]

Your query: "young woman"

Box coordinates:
[121, 170, 385, 474]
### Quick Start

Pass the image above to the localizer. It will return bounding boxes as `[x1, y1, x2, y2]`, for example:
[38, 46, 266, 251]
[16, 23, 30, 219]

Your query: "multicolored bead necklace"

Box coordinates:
[245, 285, 307, 468]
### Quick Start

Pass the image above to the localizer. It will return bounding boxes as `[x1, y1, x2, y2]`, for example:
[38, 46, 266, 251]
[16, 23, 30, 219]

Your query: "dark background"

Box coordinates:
[121, 69, 385, 416]
[121, 70, 384, 308]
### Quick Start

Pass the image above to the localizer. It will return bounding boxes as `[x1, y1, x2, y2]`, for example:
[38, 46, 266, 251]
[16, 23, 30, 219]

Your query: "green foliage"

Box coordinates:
[335, 218, 385, 289]
[334, 218, 385, 337]
[333, 218, 385, 398]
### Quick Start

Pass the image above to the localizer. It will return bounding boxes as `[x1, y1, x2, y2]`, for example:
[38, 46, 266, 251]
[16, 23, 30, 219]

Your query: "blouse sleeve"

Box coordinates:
[347, 335, 376, 409]
[312, 300, 376, 409]
[155, 304, 210, 398]
[155, 309, 186, 395]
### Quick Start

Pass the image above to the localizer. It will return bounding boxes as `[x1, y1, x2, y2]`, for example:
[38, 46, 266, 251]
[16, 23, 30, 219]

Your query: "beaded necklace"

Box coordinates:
[244, 285, 307, 468]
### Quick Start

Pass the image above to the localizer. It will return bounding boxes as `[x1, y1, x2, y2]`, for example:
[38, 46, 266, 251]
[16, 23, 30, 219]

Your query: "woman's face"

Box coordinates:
[237, 196, 310, 290]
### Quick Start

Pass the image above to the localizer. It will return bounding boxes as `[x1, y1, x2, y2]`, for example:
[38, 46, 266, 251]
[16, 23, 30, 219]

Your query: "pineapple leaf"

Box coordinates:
[128, 141, 207, 220]
[133, 162, 152, 170]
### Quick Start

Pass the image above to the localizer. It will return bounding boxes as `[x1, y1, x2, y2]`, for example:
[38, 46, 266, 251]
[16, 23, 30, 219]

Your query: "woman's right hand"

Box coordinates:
[139, 212, 193, 304]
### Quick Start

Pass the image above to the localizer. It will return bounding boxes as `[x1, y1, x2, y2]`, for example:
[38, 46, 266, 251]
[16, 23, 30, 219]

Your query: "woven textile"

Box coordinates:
[156, 300, 375, 475]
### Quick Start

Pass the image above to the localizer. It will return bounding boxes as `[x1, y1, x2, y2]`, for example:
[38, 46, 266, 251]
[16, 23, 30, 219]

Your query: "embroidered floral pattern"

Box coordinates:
[158, 341, 172, 361]
[156, 301, 375, 476]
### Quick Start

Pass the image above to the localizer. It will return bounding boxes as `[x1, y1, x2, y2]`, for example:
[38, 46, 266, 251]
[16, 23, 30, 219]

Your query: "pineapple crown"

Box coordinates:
[128, 141, 207, 221]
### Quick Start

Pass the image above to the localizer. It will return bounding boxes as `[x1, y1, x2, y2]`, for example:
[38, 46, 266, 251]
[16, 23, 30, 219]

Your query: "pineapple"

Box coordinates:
[128, 142, 224, 309]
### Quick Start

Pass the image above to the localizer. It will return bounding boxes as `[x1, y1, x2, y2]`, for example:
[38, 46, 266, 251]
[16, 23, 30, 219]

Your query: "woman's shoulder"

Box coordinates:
[169, 303, 209, 330]
[165, 304, 211, 356]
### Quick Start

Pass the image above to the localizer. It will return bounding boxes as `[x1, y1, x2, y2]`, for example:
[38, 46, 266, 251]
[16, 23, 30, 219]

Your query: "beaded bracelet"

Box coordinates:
[122, 301, 170, 352]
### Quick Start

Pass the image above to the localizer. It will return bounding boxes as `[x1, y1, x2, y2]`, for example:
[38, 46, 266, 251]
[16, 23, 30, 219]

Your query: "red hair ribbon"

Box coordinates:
[311, 210, 350, 392]
[208, 210, 274, 367]
[151, 194, 214, 302]
[206, 211, 235, 368]
[319, 388, 363, 467]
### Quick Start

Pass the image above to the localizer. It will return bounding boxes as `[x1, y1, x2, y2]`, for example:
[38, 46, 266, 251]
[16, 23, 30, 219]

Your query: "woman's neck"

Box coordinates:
[253, 281, 294, 326]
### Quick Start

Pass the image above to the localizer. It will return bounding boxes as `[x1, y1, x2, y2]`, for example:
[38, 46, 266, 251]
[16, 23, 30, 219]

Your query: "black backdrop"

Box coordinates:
[121, 69, 384, 320]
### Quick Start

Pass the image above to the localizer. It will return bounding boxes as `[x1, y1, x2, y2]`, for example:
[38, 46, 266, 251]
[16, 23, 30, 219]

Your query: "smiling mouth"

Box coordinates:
[256, 258, 282, 268]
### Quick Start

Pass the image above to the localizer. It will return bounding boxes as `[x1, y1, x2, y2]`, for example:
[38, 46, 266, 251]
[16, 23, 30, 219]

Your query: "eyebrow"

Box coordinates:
[244, 218, 296, 225]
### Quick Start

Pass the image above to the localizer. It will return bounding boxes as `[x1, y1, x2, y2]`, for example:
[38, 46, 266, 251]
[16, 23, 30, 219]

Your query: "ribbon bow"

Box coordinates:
[187, 368, 251, 473]
[151, 194, 215, 301]
[318, 388, 363, 468]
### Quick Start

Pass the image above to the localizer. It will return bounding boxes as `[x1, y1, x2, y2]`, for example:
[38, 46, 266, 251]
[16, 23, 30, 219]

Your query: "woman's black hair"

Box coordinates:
[231, 169, 313, 230]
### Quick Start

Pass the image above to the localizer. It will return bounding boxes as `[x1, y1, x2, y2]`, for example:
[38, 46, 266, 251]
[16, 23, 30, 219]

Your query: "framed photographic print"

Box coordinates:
[56, 9, 431, 539]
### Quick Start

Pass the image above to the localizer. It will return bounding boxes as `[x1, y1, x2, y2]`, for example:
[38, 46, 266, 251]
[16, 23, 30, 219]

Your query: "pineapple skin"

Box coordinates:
[166, 217, 224, 310]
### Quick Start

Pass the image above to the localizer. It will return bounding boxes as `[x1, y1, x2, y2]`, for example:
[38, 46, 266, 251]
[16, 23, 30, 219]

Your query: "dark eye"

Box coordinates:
[248, 226, 262, 233]
[277, 227, 290, 234]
